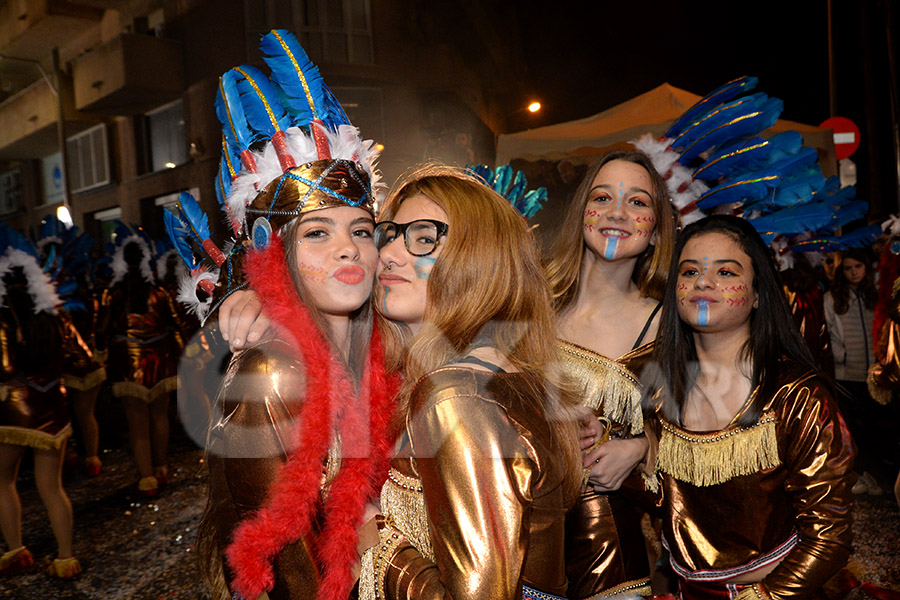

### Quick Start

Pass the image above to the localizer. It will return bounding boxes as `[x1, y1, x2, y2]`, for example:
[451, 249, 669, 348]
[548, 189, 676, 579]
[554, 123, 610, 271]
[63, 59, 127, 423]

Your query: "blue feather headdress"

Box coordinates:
[169, 29, 382, 322]
[630, 76, 868, 268]
[466, 164, 547, 218]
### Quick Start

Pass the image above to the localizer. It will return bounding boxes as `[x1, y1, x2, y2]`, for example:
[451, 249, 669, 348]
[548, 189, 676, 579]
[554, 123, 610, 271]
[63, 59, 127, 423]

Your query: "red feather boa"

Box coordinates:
[224, 235, 397, 600]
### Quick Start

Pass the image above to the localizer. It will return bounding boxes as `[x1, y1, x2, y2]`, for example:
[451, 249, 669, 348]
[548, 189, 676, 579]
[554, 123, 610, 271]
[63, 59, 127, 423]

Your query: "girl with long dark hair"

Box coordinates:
[643, 215, 855, 600]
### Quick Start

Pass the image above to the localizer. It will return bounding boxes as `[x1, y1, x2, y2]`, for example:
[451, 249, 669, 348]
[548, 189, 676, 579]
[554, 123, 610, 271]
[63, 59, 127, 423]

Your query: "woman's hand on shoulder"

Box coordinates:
[218, 290, 273, 351]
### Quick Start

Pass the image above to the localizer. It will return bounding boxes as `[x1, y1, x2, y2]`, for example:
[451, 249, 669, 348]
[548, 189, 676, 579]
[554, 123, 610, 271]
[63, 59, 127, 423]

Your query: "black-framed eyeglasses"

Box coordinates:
[374, 219, 449, 256]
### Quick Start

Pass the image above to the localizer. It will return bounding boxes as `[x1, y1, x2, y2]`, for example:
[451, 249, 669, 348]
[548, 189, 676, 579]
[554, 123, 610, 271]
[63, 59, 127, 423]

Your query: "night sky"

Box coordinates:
[505, 0, 897, 217]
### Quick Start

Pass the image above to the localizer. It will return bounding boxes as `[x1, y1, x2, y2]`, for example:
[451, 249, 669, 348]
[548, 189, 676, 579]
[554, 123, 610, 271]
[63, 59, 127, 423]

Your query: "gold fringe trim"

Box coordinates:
[558, 341, 644, 434]
[112, 376, 178, 404]
[0, 424, 71, 450]
[657, 412, 780, 487]
[64, 367, 107, 391]
[380, 468, 434, 562]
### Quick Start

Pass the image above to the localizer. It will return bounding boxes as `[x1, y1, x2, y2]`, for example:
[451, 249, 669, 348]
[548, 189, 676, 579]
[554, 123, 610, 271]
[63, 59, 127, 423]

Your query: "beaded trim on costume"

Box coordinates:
[381, 467, 434, 561]
[584, 578, 652, 598]
[663, 530, 798, 582]
[657, 412, 780, 486]
[558, 340, 644, 434]
[523, 584, 568, 600]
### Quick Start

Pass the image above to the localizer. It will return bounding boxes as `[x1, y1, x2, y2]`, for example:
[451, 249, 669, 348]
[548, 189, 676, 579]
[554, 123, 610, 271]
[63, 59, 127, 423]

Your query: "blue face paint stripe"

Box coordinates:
[381, 287, 390, 314]
[604, 236, 618, 260]
[414, 257, 436, 280]
[616, 181, 624, 212]
[698, 299, 709, 326]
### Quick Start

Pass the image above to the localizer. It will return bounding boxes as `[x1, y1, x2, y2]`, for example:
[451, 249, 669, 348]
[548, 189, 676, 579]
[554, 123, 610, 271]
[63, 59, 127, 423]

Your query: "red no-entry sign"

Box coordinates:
[820, 116, 861, 160]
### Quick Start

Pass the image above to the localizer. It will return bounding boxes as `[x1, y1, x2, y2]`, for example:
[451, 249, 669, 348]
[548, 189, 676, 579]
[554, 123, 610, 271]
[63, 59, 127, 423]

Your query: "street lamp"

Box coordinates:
[527, 101, 541, 113]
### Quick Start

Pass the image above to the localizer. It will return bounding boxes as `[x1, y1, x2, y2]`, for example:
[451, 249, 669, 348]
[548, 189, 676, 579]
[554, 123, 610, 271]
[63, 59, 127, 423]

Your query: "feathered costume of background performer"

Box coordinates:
[0, 224, 90, 579]
[178, 30, 397, 600]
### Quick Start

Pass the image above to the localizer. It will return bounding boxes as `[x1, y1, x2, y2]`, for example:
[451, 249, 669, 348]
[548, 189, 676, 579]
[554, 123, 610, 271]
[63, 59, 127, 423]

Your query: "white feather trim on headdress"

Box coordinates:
[178, 269, 217, 321]
[631, 133, 709, 214]
[110, 234, 155, 286]
[0, 249, 60, 315]
[36, 236, 63, 250]
[224, 123, 383, 232]
[881, 214, 900, 236]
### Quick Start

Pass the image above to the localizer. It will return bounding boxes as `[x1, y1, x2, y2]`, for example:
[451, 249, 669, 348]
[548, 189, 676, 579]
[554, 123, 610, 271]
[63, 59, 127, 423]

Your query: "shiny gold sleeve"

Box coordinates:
[385, 391, 536, 599]
[869, 282, 900, 403]
[762, 378, 855, 600]
[207, 343, 319, 600]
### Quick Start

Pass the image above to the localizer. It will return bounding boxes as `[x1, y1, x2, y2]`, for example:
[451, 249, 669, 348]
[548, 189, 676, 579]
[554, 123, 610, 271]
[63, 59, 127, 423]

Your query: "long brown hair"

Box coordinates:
[198, 210, 375, 599]
[377, 163, 583, 498]
[830, 248, 878, 315]
[544, 150, 676, 311]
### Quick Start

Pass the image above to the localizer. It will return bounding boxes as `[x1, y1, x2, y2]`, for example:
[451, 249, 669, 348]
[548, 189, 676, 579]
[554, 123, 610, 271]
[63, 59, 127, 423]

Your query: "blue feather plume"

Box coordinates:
[665, 76, 759, 140]
[465, 164, 547, 218]
[693, 131, 804, 182]
[233, 65, 292, 138]
[0, 224, 39, 259]
[175, 192, 211, 246]
[695, 169, 782, 210]
[260, 29, 341, 127]
[163, 209, 200, 271]
[673, 94, 784, 165]
[216, 72, 256, 151]
[792, 224, 881, 253]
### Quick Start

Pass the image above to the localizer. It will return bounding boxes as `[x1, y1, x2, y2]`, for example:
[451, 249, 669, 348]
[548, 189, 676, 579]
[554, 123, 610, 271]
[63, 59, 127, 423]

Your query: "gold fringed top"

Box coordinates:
[658, 411, 779, 487]
[650, 360, 856, 599]
[558, 340, 655, 598]
[557, 340, 647, 434]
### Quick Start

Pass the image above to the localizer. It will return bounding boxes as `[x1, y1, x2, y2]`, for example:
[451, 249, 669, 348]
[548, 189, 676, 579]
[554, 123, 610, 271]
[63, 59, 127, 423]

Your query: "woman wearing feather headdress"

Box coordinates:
[185, 30, 397, 600]
[95, 231, 187, 496]
[641, 215, 854, 600]
[0, 239, 90, 579]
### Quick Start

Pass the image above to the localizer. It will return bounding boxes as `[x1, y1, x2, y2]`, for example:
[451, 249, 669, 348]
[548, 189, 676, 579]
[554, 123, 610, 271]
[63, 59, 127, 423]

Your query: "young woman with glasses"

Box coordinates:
[356, 164, 583, 599]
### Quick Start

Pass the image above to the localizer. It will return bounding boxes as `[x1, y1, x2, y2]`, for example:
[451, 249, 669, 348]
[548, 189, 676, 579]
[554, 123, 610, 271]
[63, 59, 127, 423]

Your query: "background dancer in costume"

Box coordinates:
[357, 165, 583, 600]
[0, 234, 87, 579]
[36, 216, 107, 478]
[642, 215, 855, 600]
[544, 149, 677, 598]
[95, 229, 186, 497]
[179, 30, 395, 600]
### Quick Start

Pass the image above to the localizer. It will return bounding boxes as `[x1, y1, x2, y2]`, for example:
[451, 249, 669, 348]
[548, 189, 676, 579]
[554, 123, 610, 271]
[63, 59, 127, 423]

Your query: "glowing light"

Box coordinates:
[375, 143, 385, 152]
[165, 162, 177, 169]
[527, 101, 541, 113]
[56, 205, 73, 228]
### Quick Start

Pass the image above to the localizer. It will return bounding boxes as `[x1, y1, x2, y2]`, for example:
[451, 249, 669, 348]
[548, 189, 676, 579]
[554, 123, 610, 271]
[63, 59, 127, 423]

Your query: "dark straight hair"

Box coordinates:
[643, 215, 816, 427]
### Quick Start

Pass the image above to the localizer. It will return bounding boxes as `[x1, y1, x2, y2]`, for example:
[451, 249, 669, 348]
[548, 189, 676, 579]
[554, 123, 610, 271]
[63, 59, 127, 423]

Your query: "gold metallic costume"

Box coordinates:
[360, 367, 573, 600]
[205, 339, 330, 600]
[868, 276, 900, 404]
[0, 312, 93, 449]
[97, 285, 185, 403]
[649, 360, 855, 600]
[557, 340, 653, 599]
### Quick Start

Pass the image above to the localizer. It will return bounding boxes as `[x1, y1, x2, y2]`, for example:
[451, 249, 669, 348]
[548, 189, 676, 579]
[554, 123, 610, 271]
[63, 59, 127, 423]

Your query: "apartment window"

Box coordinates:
[0, 169, 22, 216]
[146, 100, 187, 172]
[93, 206, 123, 247]
[246, 0, 373, 65]
[66, 124, 110, 193]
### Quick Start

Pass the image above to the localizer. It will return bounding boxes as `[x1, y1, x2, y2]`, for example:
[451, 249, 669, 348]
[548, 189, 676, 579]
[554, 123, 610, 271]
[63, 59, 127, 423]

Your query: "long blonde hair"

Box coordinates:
[544, 150, 677, 311]
[377, 164, 582, 498]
